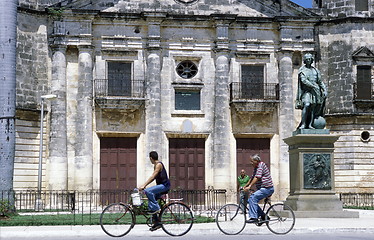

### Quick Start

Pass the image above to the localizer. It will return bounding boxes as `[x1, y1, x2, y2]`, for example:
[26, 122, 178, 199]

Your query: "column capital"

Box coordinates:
[277, 49, 294, 55]
[50, 44, 67, 53]
[77, 45, 94, 52]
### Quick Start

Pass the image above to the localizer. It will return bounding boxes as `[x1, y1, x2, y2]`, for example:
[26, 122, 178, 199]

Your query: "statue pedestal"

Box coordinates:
[283, 130, 358, 218]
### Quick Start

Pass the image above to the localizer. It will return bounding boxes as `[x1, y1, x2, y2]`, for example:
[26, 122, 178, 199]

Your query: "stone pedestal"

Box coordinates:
[283, 130, 358, 218]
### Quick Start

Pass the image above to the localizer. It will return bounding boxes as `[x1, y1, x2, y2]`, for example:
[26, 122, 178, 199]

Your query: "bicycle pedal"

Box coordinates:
[256, 220, 265, 226]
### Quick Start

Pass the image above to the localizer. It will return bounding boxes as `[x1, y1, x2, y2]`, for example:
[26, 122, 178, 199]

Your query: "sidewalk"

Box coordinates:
[1, 210, 374, 238]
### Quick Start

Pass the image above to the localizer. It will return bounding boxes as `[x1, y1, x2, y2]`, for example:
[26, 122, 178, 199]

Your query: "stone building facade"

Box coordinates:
[13, 0, 374, 201]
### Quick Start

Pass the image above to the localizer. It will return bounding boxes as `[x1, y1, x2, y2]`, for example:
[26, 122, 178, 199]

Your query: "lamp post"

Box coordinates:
[35, 94, 57, 211]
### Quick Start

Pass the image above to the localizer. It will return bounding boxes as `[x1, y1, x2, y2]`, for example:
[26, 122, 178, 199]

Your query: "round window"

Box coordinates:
[361, 131, 370, 142]
[176, 60, 198, 79]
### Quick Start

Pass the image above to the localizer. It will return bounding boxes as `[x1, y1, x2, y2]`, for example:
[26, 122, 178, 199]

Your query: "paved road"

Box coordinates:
[2, 209, 374, 239]
[4, 233, 374, 240]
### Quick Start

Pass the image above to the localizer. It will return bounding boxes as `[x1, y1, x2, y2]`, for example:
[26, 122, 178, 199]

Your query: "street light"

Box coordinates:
[35, 94, 57, 211]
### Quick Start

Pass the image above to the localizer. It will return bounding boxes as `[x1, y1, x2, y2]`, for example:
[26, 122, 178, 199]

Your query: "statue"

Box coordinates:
[295, 53, 327, 129]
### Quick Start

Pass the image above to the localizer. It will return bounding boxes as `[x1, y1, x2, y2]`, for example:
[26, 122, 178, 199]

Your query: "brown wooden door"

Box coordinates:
[169, 138, 205, 190]
[100, 137, 137, 191]
[236, 138, 270, 179]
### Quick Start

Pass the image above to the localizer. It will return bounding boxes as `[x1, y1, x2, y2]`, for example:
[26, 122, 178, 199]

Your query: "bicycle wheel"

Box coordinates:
[100, 203, 135, 237]
[265, 203, 295, 235]
[160, 202, 194, 236]
[215, 204, 246, 235]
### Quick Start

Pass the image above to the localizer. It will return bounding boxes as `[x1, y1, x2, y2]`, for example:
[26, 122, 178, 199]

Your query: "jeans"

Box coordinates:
[144, 184, 169, 212]
[248, 187, 274, 219]
[239, 190, 249, 212]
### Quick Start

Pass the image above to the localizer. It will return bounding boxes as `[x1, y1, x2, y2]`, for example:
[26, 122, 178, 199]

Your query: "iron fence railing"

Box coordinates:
[340, 193, 374, 209]
[0, 189, 226, 225]
[94, 79, 145, 98]
[230, 82, 279, 101]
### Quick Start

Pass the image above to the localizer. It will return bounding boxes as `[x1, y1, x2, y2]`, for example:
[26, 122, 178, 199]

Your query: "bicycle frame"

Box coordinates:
[234, 196, 271, 222]
[100, 190, 194, 237]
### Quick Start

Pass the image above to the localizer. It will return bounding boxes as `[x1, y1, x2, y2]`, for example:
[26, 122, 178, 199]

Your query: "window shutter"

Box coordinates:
[356, 66, 371, 100]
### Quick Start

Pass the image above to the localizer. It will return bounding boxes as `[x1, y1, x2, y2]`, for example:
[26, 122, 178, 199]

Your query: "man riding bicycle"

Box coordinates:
[139, 151, 171, 231]
[244, 154, 274, 224]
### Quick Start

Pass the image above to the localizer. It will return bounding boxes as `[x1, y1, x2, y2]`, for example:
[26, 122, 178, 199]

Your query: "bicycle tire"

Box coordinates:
[100, 203, 135, 237]
[215, 203, 246, 235]
[160, 202, 194, 236]
[265, 203, 295, 235]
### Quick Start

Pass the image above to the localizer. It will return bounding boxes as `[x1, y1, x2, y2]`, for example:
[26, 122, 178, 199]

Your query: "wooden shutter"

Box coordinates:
[107, 62, 132, 96]
[241, 65, 264, 99]
[356, 66, 371, 100]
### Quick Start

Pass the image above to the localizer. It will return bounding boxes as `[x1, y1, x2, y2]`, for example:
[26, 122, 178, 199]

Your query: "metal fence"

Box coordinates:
[340, 193, 374, 209]
[230, 82, 280, 101]
[0, 188, 226, 225]
[94, 79, 145, 98]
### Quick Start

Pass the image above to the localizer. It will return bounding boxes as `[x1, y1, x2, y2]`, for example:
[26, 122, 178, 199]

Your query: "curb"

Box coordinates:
[2, 224, 374, 238]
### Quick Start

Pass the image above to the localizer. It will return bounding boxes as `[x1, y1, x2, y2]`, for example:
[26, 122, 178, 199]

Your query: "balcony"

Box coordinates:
[230, 82, 279, 112]
[94, 79, 145, 110]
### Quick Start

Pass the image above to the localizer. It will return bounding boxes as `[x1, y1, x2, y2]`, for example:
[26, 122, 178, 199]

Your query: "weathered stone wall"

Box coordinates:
[328, 117, 374, 193]
[19, 0, 63, 10]
[319, 21, 374, 114]
[14, 11, 50, 190]
[14, 110, 43, 190]
[16, 11, 49, 110]
[318, 19, 374, 193]
[321, 0, 374, 17]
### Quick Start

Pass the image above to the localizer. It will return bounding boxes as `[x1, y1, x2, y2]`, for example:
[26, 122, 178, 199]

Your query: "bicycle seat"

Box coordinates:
[156, 190, 169, 200]
[264, 195, 272, 203]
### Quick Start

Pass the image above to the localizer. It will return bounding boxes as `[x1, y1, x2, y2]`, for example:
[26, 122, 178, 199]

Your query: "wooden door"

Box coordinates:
[236, 138, 270, 179]
[169, 138, 205, 190]
[100, 137, 137, 191]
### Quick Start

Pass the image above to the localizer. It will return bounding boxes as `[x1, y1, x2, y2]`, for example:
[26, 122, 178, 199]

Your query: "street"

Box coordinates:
[4, 233, 374, 240]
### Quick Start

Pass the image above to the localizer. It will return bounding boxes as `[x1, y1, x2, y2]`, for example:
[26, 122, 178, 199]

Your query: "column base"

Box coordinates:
[285, 194, 359, 218]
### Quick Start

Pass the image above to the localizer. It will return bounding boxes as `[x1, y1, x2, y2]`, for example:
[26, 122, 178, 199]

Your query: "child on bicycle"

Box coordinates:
[244, 154, 274, 224]
[138, 151, 171, 231]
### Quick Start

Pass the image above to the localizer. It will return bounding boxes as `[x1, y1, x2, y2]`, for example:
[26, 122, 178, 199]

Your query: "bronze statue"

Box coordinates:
[295, 53, 327, 129]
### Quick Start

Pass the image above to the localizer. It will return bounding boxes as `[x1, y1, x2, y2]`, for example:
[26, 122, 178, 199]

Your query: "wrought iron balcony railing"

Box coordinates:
[230, 82, 279, 101]
[94, 79, 145, 98]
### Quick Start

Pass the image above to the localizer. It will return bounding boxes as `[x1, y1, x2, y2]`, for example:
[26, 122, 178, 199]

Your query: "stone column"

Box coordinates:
[145, 14, 163, 165]
[213, 19, 232, 189]
[48, 45, 68, 190]
[74, 46, 93, 190]
[277, 51, 294, 200]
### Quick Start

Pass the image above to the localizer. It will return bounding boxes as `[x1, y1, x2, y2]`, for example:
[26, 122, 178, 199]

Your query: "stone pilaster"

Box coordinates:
[48, 45, 68, 191]
[277, 51, 294, 200]
[74, 45, 93, 190]
[212, 18, 232, 189]
[145, 14, 164, 163]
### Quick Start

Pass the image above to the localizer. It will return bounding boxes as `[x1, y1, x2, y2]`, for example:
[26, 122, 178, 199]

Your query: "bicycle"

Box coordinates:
[215, 192, 295, 235]
[100, 189, 194, 237]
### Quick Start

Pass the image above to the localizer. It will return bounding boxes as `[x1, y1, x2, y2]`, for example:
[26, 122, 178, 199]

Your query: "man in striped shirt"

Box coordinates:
[244, 154, 274, 224]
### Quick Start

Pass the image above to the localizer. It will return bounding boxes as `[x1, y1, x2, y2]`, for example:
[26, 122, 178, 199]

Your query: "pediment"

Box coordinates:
[352, 46, 374, 64]
[352, 46, 374, 59]
[51, 0, 318, 18]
